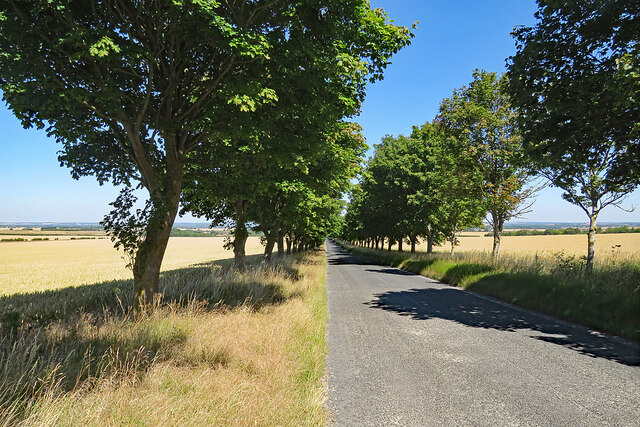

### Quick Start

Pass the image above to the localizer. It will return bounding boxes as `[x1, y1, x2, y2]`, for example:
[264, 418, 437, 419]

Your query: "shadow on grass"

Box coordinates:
[0, 254, 280, 333]
[367, 286, 640, 366]
[441, 263, 493, 285]
[399, 258, 440, 274]
[0, 252, 306, 416]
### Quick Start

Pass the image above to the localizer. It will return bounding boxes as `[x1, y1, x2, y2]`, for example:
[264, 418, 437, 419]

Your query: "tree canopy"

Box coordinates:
[507, 0, 640, 270]
[0, 0, 413, 306]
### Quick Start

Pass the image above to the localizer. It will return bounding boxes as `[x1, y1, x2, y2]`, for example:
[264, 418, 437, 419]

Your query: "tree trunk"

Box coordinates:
[450, 239, 455, 256]
[233, 200, 249, 272]
[388, 239, 392, 251]
[263, 232, 276, 263]
[410, 236, 416, 253]
[276, 231, 284, 257]
[286, 236, 292, 254]
[587, 212, 598, 273]
[132, 169, 183, 311]
[398, 238, 403, 252]
[492, 212, 504, 261]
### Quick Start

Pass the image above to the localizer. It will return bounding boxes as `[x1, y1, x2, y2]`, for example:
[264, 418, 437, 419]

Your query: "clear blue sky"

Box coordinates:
[0, 0, 638, 224]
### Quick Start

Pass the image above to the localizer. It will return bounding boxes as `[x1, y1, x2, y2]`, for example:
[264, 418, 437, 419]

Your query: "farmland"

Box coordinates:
[429, 232, 640, 256]
[0, 236, 264, 296]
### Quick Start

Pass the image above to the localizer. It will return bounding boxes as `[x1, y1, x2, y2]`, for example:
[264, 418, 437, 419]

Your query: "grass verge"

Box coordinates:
[0, 250, 327, 426]
[336, 241, 639, 342]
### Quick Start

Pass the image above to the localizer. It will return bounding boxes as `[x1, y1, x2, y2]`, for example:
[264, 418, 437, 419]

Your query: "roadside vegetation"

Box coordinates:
[0, 250, 327, 425]
[337, 241, 640, 342]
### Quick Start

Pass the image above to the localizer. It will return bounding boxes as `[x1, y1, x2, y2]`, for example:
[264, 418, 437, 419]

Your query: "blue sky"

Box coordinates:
[0, 0, 638, 223]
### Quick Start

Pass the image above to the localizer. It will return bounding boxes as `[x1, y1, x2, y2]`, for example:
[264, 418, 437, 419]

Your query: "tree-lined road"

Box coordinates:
[325, 241, 640, 426]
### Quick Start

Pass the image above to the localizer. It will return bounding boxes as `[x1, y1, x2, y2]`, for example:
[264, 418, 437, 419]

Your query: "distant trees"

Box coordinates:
[507, 0, 640, 271]
[0, 1, 412, 307]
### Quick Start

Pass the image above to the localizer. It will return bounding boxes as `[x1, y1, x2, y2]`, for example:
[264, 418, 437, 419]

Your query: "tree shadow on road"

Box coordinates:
[366, 287, 640, 366]
[364, 268, 415, 276]
[327, 251, 372, 266]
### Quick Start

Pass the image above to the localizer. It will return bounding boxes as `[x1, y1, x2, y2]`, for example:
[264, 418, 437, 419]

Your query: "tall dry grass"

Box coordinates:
[0, 251, 327, 426]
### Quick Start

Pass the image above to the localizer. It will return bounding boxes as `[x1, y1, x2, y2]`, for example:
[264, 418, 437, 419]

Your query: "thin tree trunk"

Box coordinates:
[263, 232, 276, 263]
[388, 239, 392, 251]
[492, 212, 504, 261]
[276, 231, 284, 257]
[286, 236, 292, 254]
[410, 236, 416, 253]
[398, 238, 403, 252]
[450, 239, 455, 255]
[233, 201, 249, 272]
[427, 228, 435, 254]
[587, 211, 598, 273]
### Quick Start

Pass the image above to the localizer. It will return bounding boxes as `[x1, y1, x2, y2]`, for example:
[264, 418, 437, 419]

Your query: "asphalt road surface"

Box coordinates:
[325, 240, 640, 426]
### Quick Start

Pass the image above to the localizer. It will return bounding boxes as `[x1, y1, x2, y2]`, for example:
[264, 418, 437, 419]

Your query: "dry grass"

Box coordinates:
[0, 236, 264, 296]
[0, 250, 327, 425]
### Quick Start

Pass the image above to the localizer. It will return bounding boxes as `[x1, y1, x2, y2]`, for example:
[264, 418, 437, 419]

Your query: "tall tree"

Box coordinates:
[507, 0, 640, 271]
[428, 126, 485, 255]
[437, 70, 539, 260]
[0, 0, 412, 306]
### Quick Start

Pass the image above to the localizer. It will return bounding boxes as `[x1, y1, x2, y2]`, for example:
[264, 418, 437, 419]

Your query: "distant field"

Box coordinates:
[429, 232, 640, 255]
[0, 228, 106, 237]
[0, 236, 264, 296]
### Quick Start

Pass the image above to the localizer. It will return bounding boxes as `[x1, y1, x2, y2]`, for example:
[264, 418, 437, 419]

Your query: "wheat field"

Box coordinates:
[429, 232, 640, 255]
[0, 237, 264, 296]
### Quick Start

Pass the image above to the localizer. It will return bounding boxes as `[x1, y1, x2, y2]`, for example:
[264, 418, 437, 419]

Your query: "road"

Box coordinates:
[325, 240, 640, 426]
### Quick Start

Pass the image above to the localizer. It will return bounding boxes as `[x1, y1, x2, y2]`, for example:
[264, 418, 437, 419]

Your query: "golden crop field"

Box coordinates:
[430, 232, 640, 255]
[0, 236, 264, 296]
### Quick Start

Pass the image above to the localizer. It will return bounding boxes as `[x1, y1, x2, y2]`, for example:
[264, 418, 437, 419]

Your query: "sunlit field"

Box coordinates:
[0, 249, 327, 425]
[0, 236, 264, 296]
[429, 232, 640, 255]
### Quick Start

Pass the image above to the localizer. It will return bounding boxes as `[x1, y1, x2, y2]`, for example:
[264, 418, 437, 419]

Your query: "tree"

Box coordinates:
[0, 1, 413, 307]
[182, 122, 365, 269]
[507, 0, 640, 271]
[437, 70, 539, 260]
[428, 126, 485, 255]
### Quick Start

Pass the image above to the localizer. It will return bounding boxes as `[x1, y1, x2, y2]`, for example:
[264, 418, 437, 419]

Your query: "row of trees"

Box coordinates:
[342, 70, 537, 259]
[342, 0, 640, 272]
[0, 0, 413, 308]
